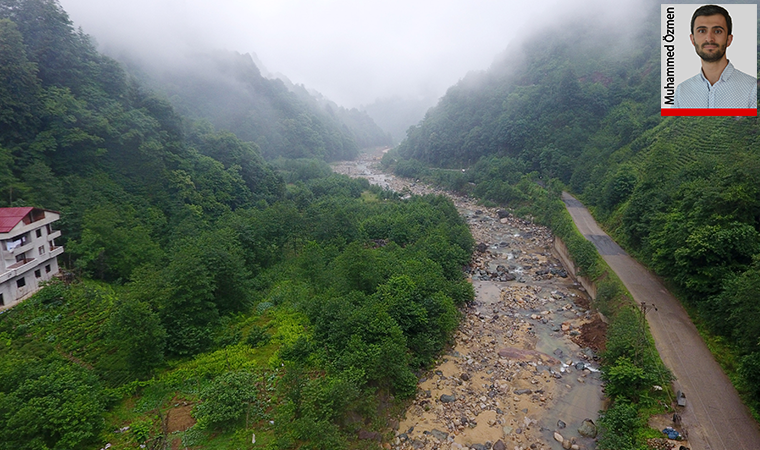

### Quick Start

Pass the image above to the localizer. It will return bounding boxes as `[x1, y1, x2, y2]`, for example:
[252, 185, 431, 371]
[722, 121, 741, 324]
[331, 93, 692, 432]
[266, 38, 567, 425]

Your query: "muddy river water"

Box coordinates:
[332, 151, 605, 450]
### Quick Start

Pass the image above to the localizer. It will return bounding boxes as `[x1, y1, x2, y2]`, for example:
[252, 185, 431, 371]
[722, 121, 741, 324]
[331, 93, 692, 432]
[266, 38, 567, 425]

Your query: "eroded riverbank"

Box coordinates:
[332, 151, 606, 450]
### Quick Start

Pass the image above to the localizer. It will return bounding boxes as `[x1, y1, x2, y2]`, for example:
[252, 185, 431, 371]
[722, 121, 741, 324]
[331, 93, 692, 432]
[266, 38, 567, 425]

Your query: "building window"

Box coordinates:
[45, 264, 51, 273]
[36, 229, 42, 238]
[39, 246, 45, 255]
[34, 269, 41, 278]
[0, 293, 3, 306]
[15, 253, 25, 262]
[16, 278, 25, 288]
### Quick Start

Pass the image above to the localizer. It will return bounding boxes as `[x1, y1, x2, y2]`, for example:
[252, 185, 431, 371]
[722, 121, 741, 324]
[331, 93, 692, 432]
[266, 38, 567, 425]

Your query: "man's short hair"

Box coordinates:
[691, 4, 732, 35]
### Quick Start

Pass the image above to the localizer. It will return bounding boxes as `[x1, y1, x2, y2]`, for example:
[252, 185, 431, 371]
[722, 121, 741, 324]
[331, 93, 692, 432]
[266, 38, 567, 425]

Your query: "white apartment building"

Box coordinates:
[0, 207, 64, 309]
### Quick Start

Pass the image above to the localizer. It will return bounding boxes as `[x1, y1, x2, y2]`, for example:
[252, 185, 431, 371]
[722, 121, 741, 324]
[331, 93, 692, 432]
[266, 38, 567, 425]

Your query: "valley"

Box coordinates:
[334, 150, 608, 450]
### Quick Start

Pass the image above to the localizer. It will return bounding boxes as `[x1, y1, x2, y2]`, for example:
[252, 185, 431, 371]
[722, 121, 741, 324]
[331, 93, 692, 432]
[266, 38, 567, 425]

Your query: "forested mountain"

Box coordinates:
[273, 72, 394, 150]
[0, 0, 285, 206]
[122, 49, 391, 161]
[391, 0, 760, 413]
[397, 5, 662, 170]
[0, 1, 471, 449]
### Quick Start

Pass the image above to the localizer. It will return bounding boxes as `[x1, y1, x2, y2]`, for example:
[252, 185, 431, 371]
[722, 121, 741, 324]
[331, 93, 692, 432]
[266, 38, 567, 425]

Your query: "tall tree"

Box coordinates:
[0, 18, 40, 145]
[107, 297, 167, 377]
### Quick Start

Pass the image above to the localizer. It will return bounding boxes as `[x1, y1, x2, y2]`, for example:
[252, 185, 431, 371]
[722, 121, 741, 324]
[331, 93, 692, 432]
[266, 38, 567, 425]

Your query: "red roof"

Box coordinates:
[0, 207, 35, 233]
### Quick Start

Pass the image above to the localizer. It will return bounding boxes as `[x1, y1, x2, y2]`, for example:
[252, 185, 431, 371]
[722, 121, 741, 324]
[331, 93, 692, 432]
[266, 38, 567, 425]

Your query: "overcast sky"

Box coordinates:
[57, 0, 576, 108]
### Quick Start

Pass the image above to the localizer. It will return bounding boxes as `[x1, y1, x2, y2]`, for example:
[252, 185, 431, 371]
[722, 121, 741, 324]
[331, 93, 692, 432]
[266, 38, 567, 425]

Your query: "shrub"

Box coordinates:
[597, 401, 641, 450]
[193, 371, 272, 431]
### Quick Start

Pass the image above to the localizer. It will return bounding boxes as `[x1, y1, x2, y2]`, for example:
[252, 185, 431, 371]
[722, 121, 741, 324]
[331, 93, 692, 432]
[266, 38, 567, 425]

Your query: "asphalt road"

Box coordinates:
[562, 192, 760, 450]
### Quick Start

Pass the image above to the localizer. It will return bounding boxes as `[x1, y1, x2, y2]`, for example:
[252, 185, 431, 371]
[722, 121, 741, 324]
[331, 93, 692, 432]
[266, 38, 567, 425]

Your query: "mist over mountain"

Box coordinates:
[57, 0, 591, 150]
[116, 48, 391, 161]
[361, 94, 439, 144]
[58, 0, 565, 107]
[396, 0, 659, 167]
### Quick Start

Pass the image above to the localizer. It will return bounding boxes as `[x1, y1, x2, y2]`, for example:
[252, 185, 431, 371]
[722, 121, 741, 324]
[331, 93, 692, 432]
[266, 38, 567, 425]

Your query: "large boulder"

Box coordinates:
[440, 394, 456, 403]
[578, 418, 598, 438]
[357, 430, 381, 440]
[429, 429, 448, 441]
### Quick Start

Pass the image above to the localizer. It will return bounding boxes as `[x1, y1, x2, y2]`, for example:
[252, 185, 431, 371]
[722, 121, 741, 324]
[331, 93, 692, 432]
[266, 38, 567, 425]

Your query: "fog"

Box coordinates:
[58, 0, 581, 109]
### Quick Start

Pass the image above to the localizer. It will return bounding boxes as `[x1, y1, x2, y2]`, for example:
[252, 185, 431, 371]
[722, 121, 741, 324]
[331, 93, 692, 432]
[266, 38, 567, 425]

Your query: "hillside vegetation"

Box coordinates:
[0, 1, 471, 449]
[388, 0, 760, 425]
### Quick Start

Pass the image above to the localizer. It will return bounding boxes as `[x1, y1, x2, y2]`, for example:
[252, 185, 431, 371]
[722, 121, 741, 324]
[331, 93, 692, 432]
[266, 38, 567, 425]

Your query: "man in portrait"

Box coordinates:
[674, 4, 757, 108]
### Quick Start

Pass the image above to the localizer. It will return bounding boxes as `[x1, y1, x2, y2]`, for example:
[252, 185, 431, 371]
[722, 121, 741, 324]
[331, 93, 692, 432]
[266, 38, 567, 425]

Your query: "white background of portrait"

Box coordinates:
[661, 4, 757, 108]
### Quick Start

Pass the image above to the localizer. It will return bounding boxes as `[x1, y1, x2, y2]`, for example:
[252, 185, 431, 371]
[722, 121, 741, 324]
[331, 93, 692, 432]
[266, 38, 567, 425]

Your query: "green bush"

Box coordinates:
[597, 401, 641, 450]
[603, 307, 641, 363]
[129, 417, 153, 444]
[193, 371, 272, 431]
[594, 279, 622, 318]
[246, 325, 271, 348]
[602, 357, 656, 402]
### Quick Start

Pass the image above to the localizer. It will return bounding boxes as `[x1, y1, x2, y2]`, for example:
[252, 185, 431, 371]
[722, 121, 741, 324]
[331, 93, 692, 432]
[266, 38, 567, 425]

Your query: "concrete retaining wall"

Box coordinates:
[552, 236, 597, 300]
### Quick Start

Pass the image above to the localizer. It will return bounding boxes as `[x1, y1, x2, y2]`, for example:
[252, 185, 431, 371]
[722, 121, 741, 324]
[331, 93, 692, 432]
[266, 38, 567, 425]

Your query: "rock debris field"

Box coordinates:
[332, 152, 608, 450]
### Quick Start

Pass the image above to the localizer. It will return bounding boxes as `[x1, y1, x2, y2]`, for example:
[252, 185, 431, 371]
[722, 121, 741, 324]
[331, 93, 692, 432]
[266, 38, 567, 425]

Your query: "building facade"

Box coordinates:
[0, 207, 64, 309]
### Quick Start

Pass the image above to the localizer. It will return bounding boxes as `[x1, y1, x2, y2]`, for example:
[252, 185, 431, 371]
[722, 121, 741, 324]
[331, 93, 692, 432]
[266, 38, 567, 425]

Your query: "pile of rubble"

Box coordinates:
[390, 284, 601, 450]
[464, 209, 568, 285]
[646, 438, 675, 450]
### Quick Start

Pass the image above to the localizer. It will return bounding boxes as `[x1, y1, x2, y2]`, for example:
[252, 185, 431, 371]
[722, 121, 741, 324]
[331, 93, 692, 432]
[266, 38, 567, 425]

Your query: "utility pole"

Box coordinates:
[640, 301, 657, 326]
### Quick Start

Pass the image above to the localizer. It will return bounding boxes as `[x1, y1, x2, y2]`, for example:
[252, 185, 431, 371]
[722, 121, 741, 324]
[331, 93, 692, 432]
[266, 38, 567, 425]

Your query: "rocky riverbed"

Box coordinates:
[332, 150, 607, 450]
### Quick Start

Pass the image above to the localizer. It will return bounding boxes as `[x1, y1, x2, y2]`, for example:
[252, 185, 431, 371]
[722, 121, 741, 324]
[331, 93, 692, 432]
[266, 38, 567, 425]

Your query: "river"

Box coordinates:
[332, 149, 606, 450]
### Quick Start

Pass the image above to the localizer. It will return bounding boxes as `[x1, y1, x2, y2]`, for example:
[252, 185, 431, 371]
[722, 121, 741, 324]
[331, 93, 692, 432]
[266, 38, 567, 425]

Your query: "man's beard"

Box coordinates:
[696, 42, 727, 62]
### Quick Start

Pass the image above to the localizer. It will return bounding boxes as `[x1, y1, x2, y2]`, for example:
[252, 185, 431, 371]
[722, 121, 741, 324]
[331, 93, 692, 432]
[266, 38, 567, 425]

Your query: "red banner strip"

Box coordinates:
[662, 108, 758, 117]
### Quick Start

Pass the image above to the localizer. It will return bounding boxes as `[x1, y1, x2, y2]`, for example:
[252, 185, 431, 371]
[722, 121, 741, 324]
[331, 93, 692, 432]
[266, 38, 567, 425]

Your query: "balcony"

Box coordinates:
[0, 269, 11, 284]
[11, 242, 34, 257]
[0, 257, 37, 284]
[47, 230, 61, 241]
[7, 257, 36, 271]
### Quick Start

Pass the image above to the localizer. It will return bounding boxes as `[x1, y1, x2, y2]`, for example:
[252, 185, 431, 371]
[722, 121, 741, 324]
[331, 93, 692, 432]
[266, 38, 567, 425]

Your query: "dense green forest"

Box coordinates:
[387, 0, 760, 427]
[0, 1, 472, 449]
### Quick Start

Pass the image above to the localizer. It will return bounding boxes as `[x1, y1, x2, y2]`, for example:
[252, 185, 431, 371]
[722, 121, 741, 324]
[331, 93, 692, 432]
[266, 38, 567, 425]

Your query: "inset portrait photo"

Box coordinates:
[661, 4, 757, 116]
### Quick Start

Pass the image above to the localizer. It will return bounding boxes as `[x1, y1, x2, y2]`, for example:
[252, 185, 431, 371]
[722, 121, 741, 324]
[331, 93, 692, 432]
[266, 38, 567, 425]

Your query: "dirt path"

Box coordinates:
[333, 151, 606, 450]
[562, 191, 760, 450]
